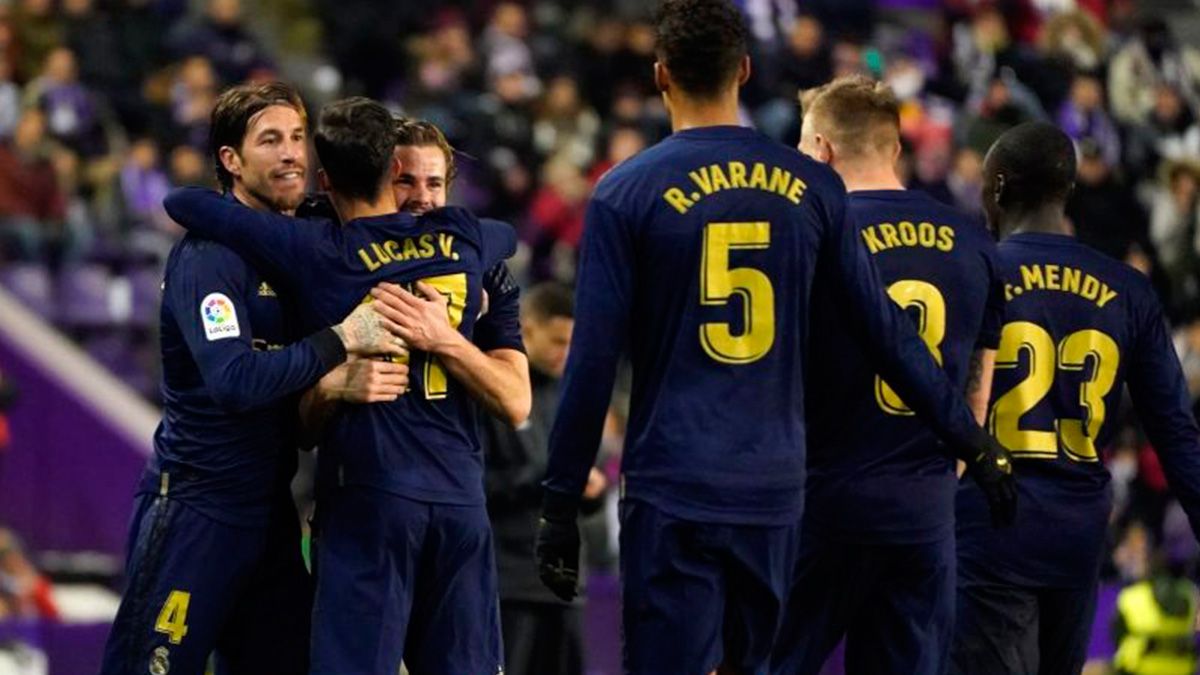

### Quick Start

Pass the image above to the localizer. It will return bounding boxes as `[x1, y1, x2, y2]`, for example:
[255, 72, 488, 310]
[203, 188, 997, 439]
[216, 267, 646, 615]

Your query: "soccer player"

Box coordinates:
[162, 96, 517, 675]
[534, 2, 1015, 672]
[769, 76, 1006, 675]
[99, 83, 403, 675]
[952, 122, 1200, 675]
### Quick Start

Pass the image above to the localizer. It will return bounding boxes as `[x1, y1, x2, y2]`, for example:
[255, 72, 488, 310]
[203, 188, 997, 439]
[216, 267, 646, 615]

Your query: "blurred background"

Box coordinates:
[1, 0, 1200, 673]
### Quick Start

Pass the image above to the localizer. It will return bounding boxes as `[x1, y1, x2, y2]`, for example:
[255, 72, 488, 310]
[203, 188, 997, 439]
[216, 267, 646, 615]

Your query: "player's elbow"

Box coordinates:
[500, 392, 532, 429]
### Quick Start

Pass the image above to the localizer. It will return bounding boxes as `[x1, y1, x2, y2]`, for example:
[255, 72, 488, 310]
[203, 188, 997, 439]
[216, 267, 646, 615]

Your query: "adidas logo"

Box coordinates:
[257, 282, 276, 297]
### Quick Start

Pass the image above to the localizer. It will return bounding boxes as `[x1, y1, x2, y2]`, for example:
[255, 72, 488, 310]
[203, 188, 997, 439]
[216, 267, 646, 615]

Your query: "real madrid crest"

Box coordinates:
[149, 646, 170, 675]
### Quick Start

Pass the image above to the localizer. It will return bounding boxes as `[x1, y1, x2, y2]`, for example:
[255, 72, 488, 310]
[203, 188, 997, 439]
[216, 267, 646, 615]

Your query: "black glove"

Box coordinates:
[959, 428, 1018, 528]
[535, 490, 581, 602]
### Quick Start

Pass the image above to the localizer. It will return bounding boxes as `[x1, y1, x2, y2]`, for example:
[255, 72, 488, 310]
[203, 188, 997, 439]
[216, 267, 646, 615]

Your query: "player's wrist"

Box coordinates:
[540, 488, 580, 523]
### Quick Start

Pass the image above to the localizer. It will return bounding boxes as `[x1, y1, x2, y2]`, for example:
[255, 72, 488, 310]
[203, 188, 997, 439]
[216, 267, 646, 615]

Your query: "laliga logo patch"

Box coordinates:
[201, 292, 241, 341]
[149, 646, 170, 675]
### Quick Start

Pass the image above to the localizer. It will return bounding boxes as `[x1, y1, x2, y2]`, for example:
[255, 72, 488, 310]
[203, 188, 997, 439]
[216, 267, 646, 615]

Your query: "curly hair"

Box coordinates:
[985, 122, 1077, 211]
[654, 0, 748, 99]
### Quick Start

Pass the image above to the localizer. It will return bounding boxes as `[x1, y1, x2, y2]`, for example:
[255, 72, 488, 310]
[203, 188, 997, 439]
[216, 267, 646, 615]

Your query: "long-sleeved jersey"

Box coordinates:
[542, 125, 987, 525]
[144, 225, 346, 526]
[805, 190, 1006, 544]
[958, 232, 1200, 587]
[163, 187, 516, 505]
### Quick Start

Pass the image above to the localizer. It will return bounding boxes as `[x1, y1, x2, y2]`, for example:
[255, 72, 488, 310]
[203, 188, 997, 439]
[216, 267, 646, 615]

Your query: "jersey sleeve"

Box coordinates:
[479, 217, 519, 268]
[818, 189, 984, 456]
[976, 240, 1006, 350]
[1127, 290, 1200, 538]
[542, 197, 632, 499]
[163, 187, 332, 292]
[166, 242, 346, 413]
[474, 262, 525, 353]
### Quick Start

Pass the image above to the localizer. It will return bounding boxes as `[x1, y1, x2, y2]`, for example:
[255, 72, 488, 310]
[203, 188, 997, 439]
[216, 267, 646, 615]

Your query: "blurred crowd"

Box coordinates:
[0, 0, 1199, 597]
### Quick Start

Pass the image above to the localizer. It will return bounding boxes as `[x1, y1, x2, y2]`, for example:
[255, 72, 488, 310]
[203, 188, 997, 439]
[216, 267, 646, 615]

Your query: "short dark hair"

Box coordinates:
[985, 122, 1076, 211]
[522, 281, 574, 322]
[801, 75, 900, 157]
[209, 82, 307, 190]
[314, 97, 397, 203]
[654, 0, 748, 99]
[394, 117, 458, 183]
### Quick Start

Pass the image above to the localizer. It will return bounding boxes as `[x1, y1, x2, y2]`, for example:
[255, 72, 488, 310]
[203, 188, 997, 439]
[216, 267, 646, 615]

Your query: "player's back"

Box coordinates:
[592, 125, 845, 525]
[161, 188, 516, 506]
[959, 232, 1158, 586]
[804, 190, 1002, 543]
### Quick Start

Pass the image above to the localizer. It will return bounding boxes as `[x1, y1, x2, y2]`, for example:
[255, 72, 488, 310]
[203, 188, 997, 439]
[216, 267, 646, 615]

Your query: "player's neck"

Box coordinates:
[231, 184, 296, 216]
[667, 91, 742, 133]
[839, 165, 905, 192]
[1005, 205, 1072, 238]
[331, 191, 397, 224]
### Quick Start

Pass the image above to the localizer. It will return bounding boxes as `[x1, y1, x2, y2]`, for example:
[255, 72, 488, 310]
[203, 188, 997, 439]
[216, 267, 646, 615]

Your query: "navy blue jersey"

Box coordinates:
[163, 188, 516, 505]
[543, 126, 986, 525]
[144, 233, 346, 526]
[958, 232, 1200, 587]
[805, 190, 1005, 544]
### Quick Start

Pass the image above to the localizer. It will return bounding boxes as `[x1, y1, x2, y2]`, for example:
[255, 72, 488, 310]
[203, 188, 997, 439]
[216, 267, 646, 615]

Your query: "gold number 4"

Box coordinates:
[154, 590, 190, 645]
[989, 322, 1120, 462]
[875, 280, 947, 415]
[699, 222, 775, 364]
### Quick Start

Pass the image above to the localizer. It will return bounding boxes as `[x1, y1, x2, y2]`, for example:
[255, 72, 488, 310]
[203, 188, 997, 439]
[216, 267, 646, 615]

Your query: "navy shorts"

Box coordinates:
[771, 531, 956, 675]
[309, 486, 502, 675]
[619, 498, 802, 675]
[99, 492, 312, 675]
[950, 580, 1097, 675]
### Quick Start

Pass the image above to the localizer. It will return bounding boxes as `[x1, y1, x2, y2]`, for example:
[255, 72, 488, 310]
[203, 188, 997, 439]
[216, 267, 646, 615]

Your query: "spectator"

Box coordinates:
[1108, 19, 1200, 126]
[23, 46, 106, 158]
[483, 282, 605, 675]
[526, 153, 589, 282]
[119, 137, 171, 231]
[1149, 159, 1200, 312]
[1124, 85, 1200, 179]
[0, 110, 64, 260]
[1058, 73, 1121, 168]
[0, 527, 58, 620]
[11, 0, 61, 83]
[532, 74, 600, 167]
[1065, 140, 1151, 267]
[166, 0, 272, 85]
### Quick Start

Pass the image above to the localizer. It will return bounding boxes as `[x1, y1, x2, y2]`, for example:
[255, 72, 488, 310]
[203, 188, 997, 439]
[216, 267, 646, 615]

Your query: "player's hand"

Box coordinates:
[370, 282, 464, 355]
[318, 357, 409, 403]
[536, 490, 581, 602]
[335, 302, 409, 357]
[963, 433, 1018, 528]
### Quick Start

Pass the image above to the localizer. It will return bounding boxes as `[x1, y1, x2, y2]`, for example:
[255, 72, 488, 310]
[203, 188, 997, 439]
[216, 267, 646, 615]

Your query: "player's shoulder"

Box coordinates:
[168, 234, 253, 275]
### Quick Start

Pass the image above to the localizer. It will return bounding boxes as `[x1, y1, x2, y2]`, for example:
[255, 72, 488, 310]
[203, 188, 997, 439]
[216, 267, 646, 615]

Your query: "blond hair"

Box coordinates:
[800, 75, 900, 159]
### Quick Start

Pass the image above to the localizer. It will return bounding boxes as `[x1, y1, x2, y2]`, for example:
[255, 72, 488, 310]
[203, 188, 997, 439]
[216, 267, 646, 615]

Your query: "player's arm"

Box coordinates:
[163, 187, 327, 292]
[296, 356, 410, 449]
[171, 244, 358, 412]
[818, 192, 1015, 523]
[1127, 295, 1200, 538]
[370, 263, 531, 427]
[536, 197, 633, 600]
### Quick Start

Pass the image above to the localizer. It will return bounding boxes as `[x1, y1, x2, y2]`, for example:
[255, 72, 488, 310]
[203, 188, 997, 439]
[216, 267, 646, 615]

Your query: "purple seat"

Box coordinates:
[0, 263, 54, 317]
[128, 264, 164, 328]
[57, 264, 115, 328]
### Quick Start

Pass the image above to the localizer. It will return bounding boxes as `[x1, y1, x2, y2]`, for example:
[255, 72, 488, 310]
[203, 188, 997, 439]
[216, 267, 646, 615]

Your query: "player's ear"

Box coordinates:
[993, 172, 1006, 206]
[653, 62, 668, 94]
[814, 134, 834, 164]
[218, 146, 241, 179]
[736, 55, 751, 86]
[318, 168, 331, 193]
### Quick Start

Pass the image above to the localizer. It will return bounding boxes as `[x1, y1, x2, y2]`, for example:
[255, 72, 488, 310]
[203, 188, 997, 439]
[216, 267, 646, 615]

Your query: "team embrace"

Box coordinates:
[97, 0, 1200, 674]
